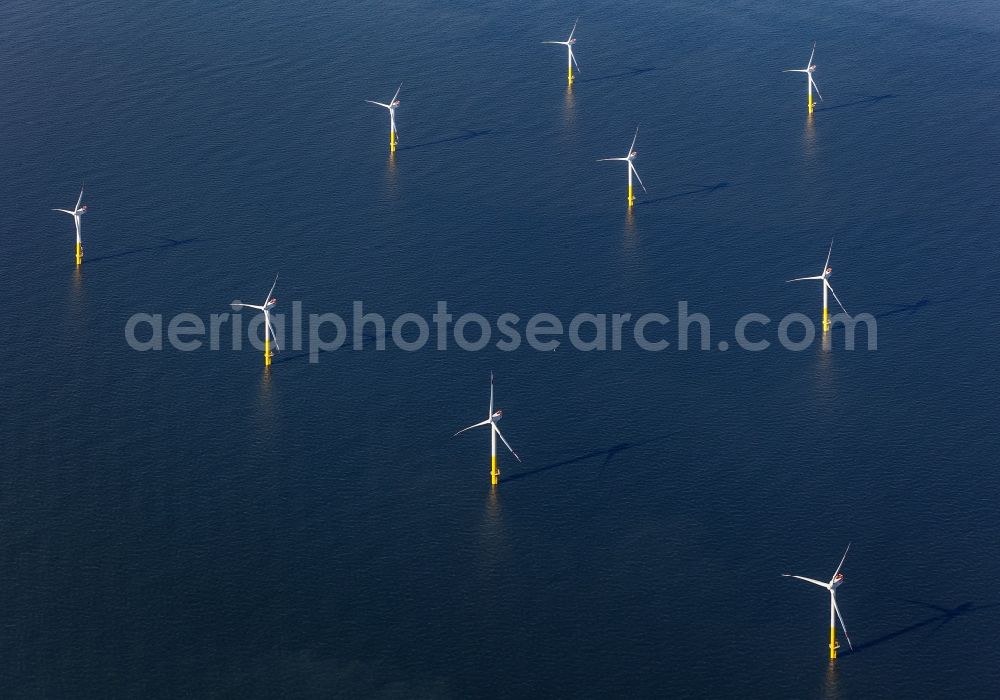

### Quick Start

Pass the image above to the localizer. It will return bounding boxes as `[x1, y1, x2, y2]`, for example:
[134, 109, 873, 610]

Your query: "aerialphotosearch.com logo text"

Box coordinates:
[124, 301, 877, 362]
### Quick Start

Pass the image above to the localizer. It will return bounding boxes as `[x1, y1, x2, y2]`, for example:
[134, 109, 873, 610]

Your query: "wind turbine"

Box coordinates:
[231, 274, 280, 367]
[783, 544, 854, 659]
[542, 19, 580, 85]
[453, 372, 521, 487]
[366, 84, 402, 153]
[52, 185, 87, 266]
[787, 239, 848, 332]
[598, 127, 646, 208]
[784, 42, 823, 114]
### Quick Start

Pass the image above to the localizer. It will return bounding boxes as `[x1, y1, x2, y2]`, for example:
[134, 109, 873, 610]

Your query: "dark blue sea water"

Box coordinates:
[2, 0, 999, 697]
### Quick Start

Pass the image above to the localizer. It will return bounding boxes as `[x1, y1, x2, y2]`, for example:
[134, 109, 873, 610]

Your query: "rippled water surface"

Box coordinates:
[1, 0, 999, 697]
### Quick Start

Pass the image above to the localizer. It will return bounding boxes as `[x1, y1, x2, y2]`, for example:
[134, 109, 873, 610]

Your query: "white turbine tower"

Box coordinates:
[542, 19, 580, 85]
[787, 239, 848, 333]
[453, 372, 521, 487]
[598, 127, 647, 208]
[783, 544, 855, 659]
[784, 42, 823, 114]
[366, 84, 402, 153]
[231, 274, 280, 367]
[52, 185, 88, 266]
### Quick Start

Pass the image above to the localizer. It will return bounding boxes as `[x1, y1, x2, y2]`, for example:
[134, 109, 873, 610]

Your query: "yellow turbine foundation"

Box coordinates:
[823, 307, 830, 332]
[808, 91, 814, 115]
[568, 66, 574, 85]
[390, 130, 397, 153]
[264, 336, 272, 367]
[75, 241, 82, 266]
[829, 626, 837, 659]
[628, 183, 634, 208]
[491, 454, 499, 486]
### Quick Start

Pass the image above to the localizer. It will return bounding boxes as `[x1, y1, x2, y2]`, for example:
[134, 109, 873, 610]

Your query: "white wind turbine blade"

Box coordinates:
[629, 127, 639, 154]
[390, 83, 402, 104]
[832, 595, 854, 650]
[782, 574, 830, 588]
[787, 275, 825, 283]
[807, 42, 816, 68]
[629, 162, 647, 193]
[453, 418, 492, 437]
[265, 311, 280, 352]
[825, 281, 848, 315]
[75, 186, 84, 212]
[231, 302, 265, 311]
[823, 239, 834, 272]
[541, 40, 567, 45]
[570, 45, 580, 72]
[53, 208, 75, 215]
[493, 424, 521, 462]
[489, 371, 494, 416]
[830, 543, 851, 583]
[783, 68, 809, 73]
[597, 157, 629, 162]
[262, 273, 278, 307]
[568, 18, 578, 42]
[366, 100, 391, 109]
[810, 74, 823, 101]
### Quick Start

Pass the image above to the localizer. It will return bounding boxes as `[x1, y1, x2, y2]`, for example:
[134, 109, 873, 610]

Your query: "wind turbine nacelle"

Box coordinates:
[568, 38, 577, 44]
[808, 65, 816, 72]
[832, 573, 844, 588]
[492, 409, 503, 421]
[266, 298, 277, 309]
[826, 267, 833, 276]
[391, 100, 400, 107]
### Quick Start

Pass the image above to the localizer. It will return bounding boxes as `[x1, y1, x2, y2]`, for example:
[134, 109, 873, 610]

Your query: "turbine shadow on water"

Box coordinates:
[84, 236, 201, 263]
[851, 599, 996, 653]
[637, 182, 730, 207]
[815, 94, 895, 112]
[872, 297, 953, 320]
[396, 129, 492, 151]
[577, 67, 655, 84]
[269, 332, 381, 364]
[905, 600, 999, 640]
[503, 434, 674, 483]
